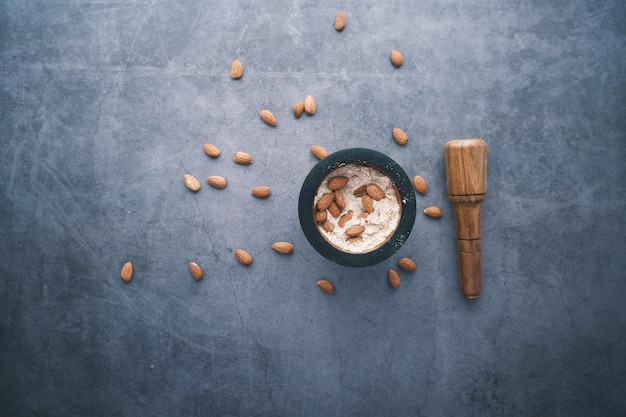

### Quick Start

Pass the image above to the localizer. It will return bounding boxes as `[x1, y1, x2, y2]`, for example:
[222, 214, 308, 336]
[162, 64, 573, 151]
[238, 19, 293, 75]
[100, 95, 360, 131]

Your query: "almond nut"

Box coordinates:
[328, 201, 342, 218]
[390, 49, 404, 67]
[203, 143, 220, 158]
[120, 261, 133, 283]
[316, 192, 335, 211]
[293, 101, 305, 118]
[251, 186, 271, 198]
[314, 210, 327, 223]
[271, 241, 294, 254]
[317, 279, 335, 294]
[311, 145, 329, 160]
[184, 174, 201, 192]
[412, 175, 427, 195]
[327, 176, 349, 190]
[388, 269, 401, 288]
[233, 151, 253, 165]
[362, 194, 375, 214]
[357, 212, 369, 220]
[235, 248, 252, 265]
[206, 175, 227, 189]
[345, 225, 365, 237]
[334, 190, 346, 210]
[260, 109, 277, 127]
[189, 262, 203, 281]
[366, 183, 385, 201]
[335, 10, 346, 31]
[230, 58, 243, 79]
[304, 95, 316, 115]
[353, 184, 367, 197]
[323, 221, 334, 233]
[393, 127, 408, 145]
[398, 257, 418, 272]
[424, 206, 443, 218]
[338, 210, 353, 228]
[346, 236, 363, 244]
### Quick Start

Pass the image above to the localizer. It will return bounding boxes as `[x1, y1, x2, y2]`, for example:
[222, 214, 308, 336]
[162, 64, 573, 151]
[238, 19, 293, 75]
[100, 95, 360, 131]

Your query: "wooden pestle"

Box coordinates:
[444, 139, 487, 299]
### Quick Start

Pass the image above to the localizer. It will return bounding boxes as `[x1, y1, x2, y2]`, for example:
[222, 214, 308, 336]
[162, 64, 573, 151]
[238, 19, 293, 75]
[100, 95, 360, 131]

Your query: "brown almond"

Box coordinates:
[314, 209, 327, 223]
[203, 143, 220, 158]
[251, 186, 271, 198]
[316, 192, 335, 211]
[184, 174, 201, 192]
[390, 49, 404, 67]
[120, 261, 133, 283]
[189, 262, 203, 281]
[424, 206, 443, 218]
[335, 10, 346, 31]
[388, 269, 401, 288]
[260, 109, 277, 127]
[311, 145, 329, 160]
[322, 221, 334, 233]
[345, 225, 365, 237]
[357, 212, 369, 220]
[334, 190, 346, 210]
[317, 279, 335, 294]
[398, 257, 418, 272]
[271, 241, 294, 254]
[293, 101, 305, 118]
[233, 151, 253, 165]
[234, 248, 253, 265]
[363, 195, 375, 214]
[206, 175, 227, 189]
[366, 183, 385, 201]
[353, 184, 368, 197]
[338, 210, 353, 228]
[304, 95, 316, 115]
[393, 127, 408, 145]
[230, 58, 243, 79]
[327, 176, 349, 190]
[346, 236, 363, 244]
[328, 201, 341, 218]
[412, 175, 427, 195]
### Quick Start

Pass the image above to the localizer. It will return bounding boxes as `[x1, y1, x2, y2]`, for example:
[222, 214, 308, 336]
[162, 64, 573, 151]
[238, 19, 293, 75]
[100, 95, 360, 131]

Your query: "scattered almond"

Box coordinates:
[233, 151, 253, 165]
[251, 186, 271, 198]
[293, 101, 305, 118]
[317, 279, 335, 294]
[260, 109, 277, 127]
[393, 128, 408, 146]
[338, 210, 353, 228]
[314, 210, 327, 223]
[366, 183, 385, 201]
[311, 145, 329, 160]
[424, 206, 443, 218]
[189, 262, 203, 281]
[412, 175, 427, 195]
[345, 225, 365, 237]
[230, 58, 244, 79]
[334, 190, 346, 210]
[203, 143, 221, 158]
[234, 248, 253, 265]
[390, 49, 404, 67]
[346, 236, 363, 244]
[357, 212, 369, 220]
[317, 192, 335, 211]
[398, 257, 418, 272]
[304, 95, 316, 115]
[335, 10, 346, 31]
[323, 221, 334, 233]
[271, 241, 294, 254]
[183, 174, 201, 192]
[363, 194, 375, 214]
[120, 261, 133, 283]
[328, 201, 341, 218]
[328, 176, 349, 190]
[353, 184, 368, 197]
[388, 269, 401, 288]
[206, 175, 227, 189]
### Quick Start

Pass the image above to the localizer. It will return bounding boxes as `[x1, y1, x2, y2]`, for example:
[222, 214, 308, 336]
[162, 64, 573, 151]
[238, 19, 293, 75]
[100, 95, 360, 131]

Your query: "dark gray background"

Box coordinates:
[1, 1, 625, 416]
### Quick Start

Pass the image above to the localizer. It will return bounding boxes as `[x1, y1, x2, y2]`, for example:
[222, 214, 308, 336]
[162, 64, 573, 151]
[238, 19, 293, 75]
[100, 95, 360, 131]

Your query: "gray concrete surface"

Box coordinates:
[1, 1, 625, 416]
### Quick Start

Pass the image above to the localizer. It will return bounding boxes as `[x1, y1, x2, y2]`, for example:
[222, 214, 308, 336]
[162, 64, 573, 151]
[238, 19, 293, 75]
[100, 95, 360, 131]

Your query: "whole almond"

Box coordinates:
[366, 183, 385, 201]
[327, 176, 349, 190]
[334, 190, 346, 210]
[251, 186, 271, 198]
[388, 269, 401, 288]
[412, 175, 427, 195]
[345, 225, 365, 237]
[233, 151, 253, 165]
[230, 58, 244, 79]
[235, 248, 253, 265]
[189, 262, 203, 281]
[317, 279, 335, 294]
[184, 174, 201, 192]
[271, 241, 294, 254]
[393, 128, 408, 145]
[323, 221, 334, 233]
[311, 145, 329, 160]
[120, 261, 133, 283]
[206, 175, 227, 189]
[357, 212, 369, 220]
[390, 49, 404, 67]
[314, 210, 327, 223]
[317, 192, 335, 211]
[293, 101, 305, 118]
[398, 257, 418, 272]
[353, 184, 367, 197]
[260, 109, 277, 127]
[203, 143, 221, 158]
[328, 201, 342, 218]
[304, 95, 316, 115]
[346, 236, 363, 244]
[424, 206, 443, 218]
[363, 194, 375, 214]
[335, 10, 346, 31]
[338, 210, 353, 228]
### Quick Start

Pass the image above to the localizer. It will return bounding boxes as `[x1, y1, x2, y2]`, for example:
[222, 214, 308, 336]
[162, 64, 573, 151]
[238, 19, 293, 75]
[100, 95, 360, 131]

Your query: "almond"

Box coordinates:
[314, 210, 327, 223]
[393, 127, 408, 146]
[366, 183, 385, 201]
[327, 176, 349, 190]
[189, 262, 203, 281]
[328, 201, 341, 218]
[316, 192, 335, 211]
[230, 58, 243, 79]
[233, 151, 253, 165]
[357, 212, 369, 220]
[311, 145, 329, 160]
[271, 241, 294, 254]
[388, 269, 401, 288]
[353, 184, 367, 197]
[398, 257, 418, 272]
[120, 261, 133, 283]
[293, 101, 305, 118]
[390, 49, 403, 67]
[206, 175, 227, 189]
[362, 194, 375, 214]
[304, 95, 316, 115]
[203, 143, 220, 158]
[234, 248, 252, 265]
[183, 174, 201, 192]
[335, 10, 346, 31]
[412, 175, 427, 195]
[345, 225, 365, 237]
[260, 109, 277, 127]
[323, 221, 334, 233]
[334, 190, 346, 210]
[338, 210, 353, 228]
[346, 236, 363, 244]
[317, 279, 335, 294]
[424, 206, 443, 218]
[251, 186, 271, 198]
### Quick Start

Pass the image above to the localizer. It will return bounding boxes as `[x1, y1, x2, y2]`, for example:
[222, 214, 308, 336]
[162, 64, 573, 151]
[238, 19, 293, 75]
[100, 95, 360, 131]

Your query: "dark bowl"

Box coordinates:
[298, 148, 416, 267]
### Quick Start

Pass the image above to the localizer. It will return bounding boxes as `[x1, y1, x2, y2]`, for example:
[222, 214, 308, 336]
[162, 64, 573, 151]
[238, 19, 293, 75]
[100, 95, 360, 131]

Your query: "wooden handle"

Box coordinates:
[445, 139, 487, 299]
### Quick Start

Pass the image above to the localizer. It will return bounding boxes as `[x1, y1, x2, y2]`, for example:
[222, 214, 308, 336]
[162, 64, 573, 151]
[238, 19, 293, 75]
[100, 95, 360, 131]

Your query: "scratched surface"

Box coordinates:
[1, 1, 625, 416]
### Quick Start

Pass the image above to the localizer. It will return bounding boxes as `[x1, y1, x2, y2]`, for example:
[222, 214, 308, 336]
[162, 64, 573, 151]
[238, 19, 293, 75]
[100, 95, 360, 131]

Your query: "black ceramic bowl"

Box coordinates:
[298, 148, 416, 267]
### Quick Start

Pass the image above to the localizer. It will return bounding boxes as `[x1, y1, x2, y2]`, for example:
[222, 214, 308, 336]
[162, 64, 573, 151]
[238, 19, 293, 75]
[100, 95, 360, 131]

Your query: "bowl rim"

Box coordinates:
[298, 148, 416, 267]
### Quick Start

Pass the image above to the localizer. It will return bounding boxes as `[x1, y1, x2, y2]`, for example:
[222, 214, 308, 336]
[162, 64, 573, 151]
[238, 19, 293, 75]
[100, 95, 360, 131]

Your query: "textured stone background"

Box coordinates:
[1, 1, 625, 416]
